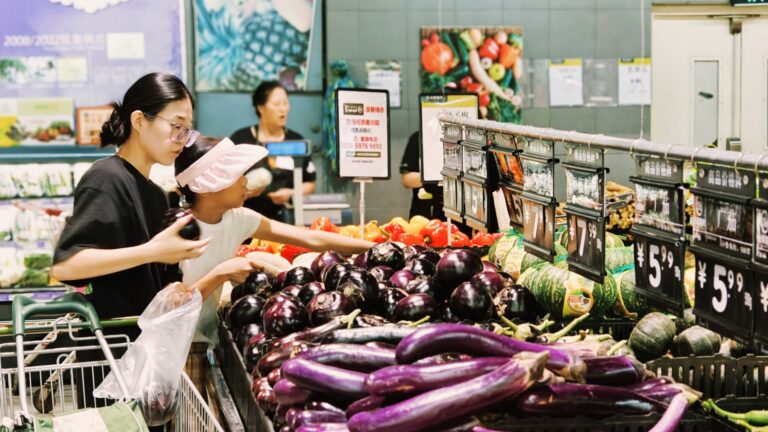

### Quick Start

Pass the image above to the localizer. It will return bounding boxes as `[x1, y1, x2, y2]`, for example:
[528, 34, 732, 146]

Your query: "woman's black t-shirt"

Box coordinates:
[53, 156, 168, 319]
[230, 125, 316, 220]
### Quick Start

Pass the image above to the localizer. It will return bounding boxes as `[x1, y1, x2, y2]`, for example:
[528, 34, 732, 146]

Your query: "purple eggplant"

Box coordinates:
[274, 379, 312, 405]
[323, 263, 357, 291]
[256, 341, 313, 377]
[226, 294, 267, 331]
[305, 399, 346, 415]
[369, 266, 396, 283]
[583, 355, 646, 386]
[296, 424, 349, 432]
[235, 323, 264, 352]
[406, 258, 436, 277]
[282, 284, 303, 298]
[649, 394, 688, 432]
[515, 383, 668, 417]
[346, 395, 387, 418]
[353, 314, 390, 328]
[256, 386, 277, 415]
[299, 282, 326, 305]
[232, 271, 275, 301]
[291, 410, 347, 430]
[263, 296, 310, 338]
[405, 276, 440, 299]
[378, 287, 408, 320]
[367, 242, 405, 270]
[268, 311, 358, 352]
[285, 408, 303, 430]
[364, 357, 510, 396]
[403, 244, 428, 261]
[261, 292, 300, 319]
[481, 261, 498, 273]
[412, 353, 474, 366]
[298, 343, 396, 371]
[365, 341, 396, 349]
[346, 354, 547, 432]
[307, 291, 356, 326]
[449, 281, 493, 322]
[242, 333, 269, 373]
[161, 208, 200, 240]
[389, 269, 417, 289]
[436, 249, 484, 292]
[493, 284, 540, 323]
[337, 269, 380, 312]
[394, 294, 437, 322]
[267, 367, 284, 386]
[281, 358, 368, 401]
[439, 302, 461, 323]
[470, 272, 506, 298]
[327, 327, 416, 344]
[411, 250, 441, 266]
[276, 271, 287, 289]
[283, 266, 315, 288]
[395, 323, 586, 382]
[312, 251, 345, 279]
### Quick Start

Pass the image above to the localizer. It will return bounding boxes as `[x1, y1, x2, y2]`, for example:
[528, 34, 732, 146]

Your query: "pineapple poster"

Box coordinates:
[420, 27, 523, 124]
[194, 0, 316, 92]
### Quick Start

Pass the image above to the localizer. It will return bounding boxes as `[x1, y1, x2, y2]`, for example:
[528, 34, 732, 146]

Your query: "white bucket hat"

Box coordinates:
[175, 137, 269, 193]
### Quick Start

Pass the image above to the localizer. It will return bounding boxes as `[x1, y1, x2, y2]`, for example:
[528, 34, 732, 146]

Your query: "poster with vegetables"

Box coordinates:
[420, 27, 523, 123]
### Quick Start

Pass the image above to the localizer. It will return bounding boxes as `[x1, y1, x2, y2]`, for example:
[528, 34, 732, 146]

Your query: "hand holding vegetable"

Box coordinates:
[147, 215, 210, 264]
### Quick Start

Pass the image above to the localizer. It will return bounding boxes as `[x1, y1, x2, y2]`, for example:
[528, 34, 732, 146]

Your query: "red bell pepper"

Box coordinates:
[310, 216, 339, 233]
[251, 243, 274, 254]
[381, 222, 405, 242]
[235, 245, 252, 257]
[426, 225, 449, 247]
[400, 232, 425, 246]
[451, 231, 471, 247]
[478, 38, 500, 61]
[280, 244, 312, 263]
[470, 232, 496, 247]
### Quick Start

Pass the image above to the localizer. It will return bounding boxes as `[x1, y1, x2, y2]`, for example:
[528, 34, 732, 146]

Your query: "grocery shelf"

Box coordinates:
[0, 145, 116, 163]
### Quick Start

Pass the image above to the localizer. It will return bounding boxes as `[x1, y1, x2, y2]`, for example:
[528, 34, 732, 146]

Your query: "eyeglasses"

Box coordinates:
[143, 112, 200, 147]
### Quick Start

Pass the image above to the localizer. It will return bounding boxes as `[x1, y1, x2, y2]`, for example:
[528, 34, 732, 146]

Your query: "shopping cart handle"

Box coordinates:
[12, 292, 102, 336]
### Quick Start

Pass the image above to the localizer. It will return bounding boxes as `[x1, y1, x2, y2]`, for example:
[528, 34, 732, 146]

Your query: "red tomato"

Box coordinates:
[479, 92, 491, 107]
[421, 42, 455, 76]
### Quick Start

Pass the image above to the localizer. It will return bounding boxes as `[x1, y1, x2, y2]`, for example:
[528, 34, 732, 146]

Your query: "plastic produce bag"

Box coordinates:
[94, 283, 202, 426]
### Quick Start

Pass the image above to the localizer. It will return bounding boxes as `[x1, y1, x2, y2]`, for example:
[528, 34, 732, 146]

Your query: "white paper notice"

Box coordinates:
[419, 94, 478, 182]
[336, 89, 390, 179]
[367, 61, 401, 108]
[618, 58, 651, 106]
[106, 32, 145, 60]
[548, 59, 584, 107]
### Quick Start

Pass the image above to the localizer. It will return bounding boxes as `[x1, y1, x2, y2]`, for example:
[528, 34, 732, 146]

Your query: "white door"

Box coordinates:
[741, 17, 768, 152]
[651, 7, 734, 148]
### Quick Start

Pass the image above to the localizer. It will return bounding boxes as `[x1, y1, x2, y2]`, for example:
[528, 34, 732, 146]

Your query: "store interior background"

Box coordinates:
[194, 0, 726, 223]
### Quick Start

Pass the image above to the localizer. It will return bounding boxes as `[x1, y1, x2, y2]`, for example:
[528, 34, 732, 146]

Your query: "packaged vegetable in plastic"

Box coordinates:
[94, 283, 202, 426]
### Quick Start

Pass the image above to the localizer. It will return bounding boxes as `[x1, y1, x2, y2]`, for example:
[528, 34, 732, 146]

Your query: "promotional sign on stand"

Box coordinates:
[519, 137, 560, 261]
[690, 163, 755, 344]
[490, 133, 525, 230]
[752, 172, 768, 349]
[459, 127, 497, 232]
[563, 144, 608, 282]
[335, 88, 391, 235]
[441, 124, 464, 223]
[629, 156, 688, 314]
[419, 93, 479, 183]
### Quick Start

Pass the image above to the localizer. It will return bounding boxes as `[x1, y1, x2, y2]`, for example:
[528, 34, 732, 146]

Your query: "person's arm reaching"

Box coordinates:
[189, 256, 263, 299]
[51, 216, 210, 282]
[253, 218, 373, 255]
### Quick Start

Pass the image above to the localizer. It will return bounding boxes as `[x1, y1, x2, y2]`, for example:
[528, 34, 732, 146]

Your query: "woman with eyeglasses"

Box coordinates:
[51, 73, 207, 414]
[230, 80, 317, 221]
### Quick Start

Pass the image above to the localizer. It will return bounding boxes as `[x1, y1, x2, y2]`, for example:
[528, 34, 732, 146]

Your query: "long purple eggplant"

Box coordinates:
[282, 358, 368, 401]
[582, 355, 646, 386]
[268, 310, 360, 352]
[304, 399, 347, 415]
[364, 357, 509, 396]
[298, 343, 396, 371]
[297, 424, 350, 432]
[256, 341, 314, 377]
[649, 394, 688, 432]
[290, 410, 347, 430]
[346, 395, 387, 418]
[515, 383, 668, 417]
[327, 326, 417, 344]
[346, 353, 547, 432]
[395, 323, 585, 382]
[274, 379, 312, 405]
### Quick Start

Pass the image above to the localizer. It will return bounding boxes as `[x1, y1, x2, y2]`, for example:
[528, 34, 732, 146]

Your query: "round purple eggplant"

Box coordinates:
[449, 281, 493, 322]
[394, 294, 437, 322]
[402, 244, 428, 261]
[267, 367, 284, 387]
[405, 276, 440, 299]
[322, 263, 357, 291]
[406, 258, 436, 277]
[369, 265, 396, 283]
[226, 294, 267, 331]
[336, 269, 379, 312]
[307, 291, 356, 326]
[367, 242, 405, 270]
[263, 297, 309, 338]
[282, 284, 303, 298]
[161, 208, 201, 241]
[439, 301, 461, 323]
[261, 292, 300, 319]
[470, 271, 506, 298]
[389, 269, 416, 289]
[242, 333, 268, 373]
[378, 287, 408, 320]
[353, 252, 368, 268]
[231, 271, 274, 303]
[494, 284, 541, 322]
[235, 323, 264, 352]
[436, 250, 484, 291]
[298, 282, 326, 305]
[311, 251, 345, 280]
[482, 261, 499, 272]
[411, 250, 440, 266]
[283, 266, 315, 288]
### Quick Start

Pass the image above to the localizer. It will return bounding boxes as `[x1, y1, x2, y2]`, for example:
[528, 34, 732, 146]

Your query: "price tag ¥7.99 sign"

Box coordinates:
[692, 248, 753, 343]
[566, 212, 606, 281]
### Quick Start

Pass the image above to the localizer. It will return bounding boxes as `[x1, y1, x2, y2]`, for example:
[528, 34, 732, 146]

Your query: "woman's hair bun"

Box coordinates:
[99, 102, 127, 148]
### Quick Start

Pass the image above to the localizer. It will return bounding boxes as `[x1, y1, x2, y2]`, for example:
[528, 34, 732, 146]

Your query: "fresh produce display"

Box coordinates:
[605, 181, 636, 231]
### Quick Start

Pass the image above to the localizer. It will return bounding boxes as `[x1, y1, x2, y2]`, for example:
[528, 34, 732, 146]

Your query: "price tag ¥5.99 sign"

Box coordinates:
[693, 248, 753, 343]
[633, 229, 686, 313]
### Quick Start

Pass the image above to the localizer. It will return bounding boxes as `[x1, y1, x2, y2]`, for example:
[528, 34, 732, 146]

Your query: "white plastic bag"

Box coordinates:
[94, 283, 202, 426]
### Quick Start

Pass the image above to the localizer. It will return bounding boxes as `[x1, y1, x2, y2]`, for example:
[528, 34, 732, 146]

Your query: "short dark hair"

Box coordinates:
[100, 73, 194, 148]
[251, 80, 286, 117]
[174, 136, 222, 206]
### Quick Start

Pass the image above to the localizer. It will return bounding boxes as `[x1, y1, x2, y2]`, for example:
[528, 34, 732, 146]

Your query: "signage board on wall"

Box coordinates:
[335, 88, 391, 179]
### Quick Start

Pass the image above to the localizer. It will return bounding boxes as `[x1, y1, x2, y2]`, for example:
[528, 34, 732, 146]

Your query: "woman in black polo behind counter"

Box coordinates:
[230, 81, 316, 221]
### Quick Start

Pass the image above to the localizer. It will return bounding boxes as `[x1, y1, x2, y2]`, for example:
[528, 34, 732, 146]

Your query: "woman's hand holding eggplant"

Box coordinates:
[148, 215, 210, 264]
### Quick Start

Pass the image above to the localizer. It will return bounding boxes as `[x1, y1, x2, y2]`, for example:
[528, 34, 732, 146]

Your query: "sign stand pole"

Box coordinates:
[355, 178, 373, 238]
[446, 217, 453, 247]
[292, 163, 304, 226]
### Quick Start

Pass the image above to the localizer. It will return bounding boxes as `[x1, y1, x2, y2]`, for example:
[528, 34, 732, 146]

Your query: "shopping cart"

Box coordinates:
[0, 292, 224, 431]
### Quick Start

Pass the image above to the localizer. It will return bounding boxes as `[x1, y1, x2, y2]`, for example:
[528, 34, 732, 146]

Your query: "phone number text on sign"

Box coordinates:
[336, 89, 390, 179]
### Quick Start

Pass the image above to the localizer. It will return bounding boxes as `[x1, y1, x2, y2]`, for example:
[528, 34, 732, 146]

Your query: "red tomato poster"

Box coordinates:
[419, 27, 523, 124]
